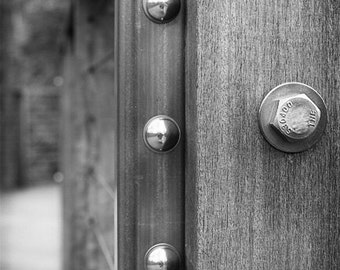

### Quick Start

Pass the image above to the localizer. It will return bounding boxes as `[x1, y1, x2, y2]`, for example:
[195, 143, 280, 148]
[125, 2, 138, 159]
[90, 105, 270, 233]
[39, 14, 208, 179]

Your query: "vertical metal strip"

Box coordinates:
[117, 0, 185, 269]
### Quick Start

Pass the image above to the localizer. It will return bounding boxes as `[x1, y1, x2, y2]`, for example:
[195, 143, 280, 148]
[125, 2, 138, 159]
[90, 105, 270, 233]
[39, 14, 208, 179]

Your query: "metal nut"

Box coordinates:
[270, 94, 321, 142]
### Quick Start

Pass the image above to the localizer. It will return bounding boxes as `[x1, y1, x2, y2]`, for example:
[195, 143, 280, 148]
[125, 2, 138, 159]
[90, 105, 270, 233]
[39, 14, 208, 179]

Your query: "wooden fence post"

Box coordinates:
[61, 0, 117, 269]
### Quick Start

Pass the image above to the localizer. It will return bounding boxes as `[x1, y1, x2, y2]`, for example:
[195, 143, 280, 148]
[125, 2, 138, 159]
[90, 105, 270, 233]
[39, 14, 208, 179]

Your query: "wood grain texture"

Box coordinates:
[186, 1, 340, 269]
[117, 1, 185, 270]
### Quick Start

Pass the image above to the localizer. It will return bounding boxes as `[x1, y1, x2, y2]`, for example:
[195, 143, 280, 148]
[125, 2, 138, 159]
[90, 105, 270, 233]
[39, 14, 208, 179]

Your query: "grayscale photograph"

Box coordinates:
[0, 1, 339, 270]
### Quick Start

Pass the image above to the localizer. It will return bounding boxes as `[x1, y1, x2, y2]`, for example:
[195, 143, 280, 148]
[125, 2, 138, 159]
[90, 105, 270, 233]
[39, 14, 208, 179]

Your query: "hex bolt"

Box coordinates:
[270, 94, 321, 142]
[259, 82, 327, 153]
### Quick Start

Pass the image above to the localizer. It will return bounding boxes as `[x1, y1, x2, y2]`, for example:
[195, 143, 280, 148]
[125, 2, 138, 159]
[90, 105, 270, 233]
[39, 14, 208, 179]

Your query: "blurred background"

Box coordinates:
[1, 0, 117, 269]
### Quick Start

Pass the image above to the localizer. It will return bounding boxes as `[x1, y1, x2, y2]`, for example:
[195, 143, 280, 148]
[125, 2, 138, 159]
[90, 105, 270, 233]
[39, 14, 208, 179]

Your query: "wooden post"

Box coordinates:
[185, 1, 340, 269]
[61, 0, 117, 269]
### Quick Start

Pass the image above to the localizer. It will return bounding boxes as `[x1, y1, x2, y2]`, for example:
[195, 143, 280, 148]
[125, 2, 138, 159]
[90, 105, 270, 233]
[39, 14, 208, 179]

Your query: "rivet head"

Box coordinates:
[259, 82, 327, 153]
[144, 243, 181, 270]
[143, 0, 181, 23]
[143, 115, 181, 153]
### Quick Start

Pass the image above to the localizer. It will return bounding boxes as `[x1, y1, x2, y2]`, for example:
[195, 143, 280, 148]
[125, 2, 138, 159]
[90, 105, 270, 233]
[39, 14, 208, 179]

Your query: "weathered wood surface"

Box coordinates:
[186, 1, 340, 269]
[62, 0, 116, 269]
[117, 1, 185, 269]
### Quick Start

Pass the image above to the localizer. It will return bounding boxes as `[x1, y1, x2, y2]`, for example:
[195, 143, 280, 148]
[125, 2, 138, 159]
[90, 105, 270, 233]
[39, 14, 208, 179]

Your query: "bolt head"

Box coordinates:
[145, 243, 181, 270]
[143, 115, 181, 153]
[259, 82, 327, 153]
[270, 94, 321, 141]
[143, 0, 181, 23]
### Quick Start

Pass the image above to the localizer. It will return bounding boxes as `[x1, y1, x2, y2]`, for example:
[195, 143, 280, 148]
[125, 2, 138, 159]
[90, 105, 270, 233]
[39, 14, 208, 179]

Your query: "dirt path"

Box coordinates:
[0, 184, 61, 270]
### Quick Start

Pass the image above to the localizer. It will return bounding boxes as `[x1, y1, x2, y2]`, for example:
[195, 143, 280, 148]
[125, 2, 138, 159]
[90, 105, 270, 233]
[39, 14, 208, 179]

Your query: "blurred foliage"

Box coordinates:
[11, 0, 69, 85]
[21, 9, 67, 82]
[1, 0, 70, 188]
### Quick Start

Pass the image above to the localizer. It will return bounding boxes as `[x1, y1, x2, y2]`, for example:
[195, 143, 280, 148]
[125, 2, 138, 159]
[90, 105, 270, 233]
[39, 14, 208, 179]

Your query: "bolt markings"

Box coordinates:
[278, 100, 318, 136]
[308, 110, 317, 127]
[278, 101, 293, 134]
